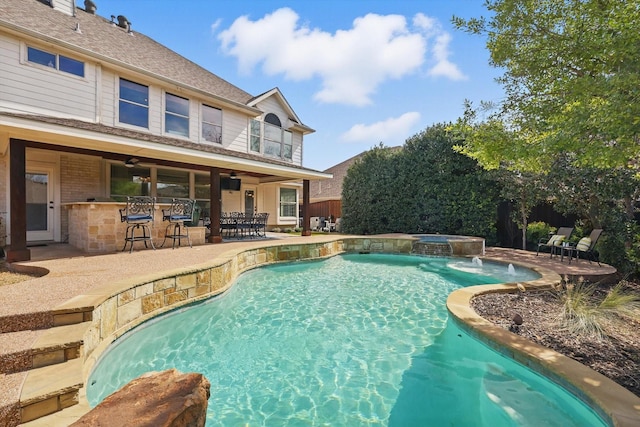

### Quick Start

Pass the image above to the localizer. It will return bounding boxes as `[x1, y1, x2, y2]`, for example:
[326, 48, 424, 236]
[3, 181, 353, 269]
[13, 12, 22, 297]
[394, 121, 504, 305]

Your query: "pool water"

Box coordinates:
[87, 254, 604, 426]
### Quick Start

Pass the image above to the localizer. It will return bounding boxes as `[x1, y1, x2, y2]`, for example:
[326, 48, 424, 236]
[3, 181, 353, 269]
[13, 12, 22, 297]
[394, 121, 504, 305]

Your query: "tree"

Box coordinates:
[452, 0, 640, 171]
[341, 124, 500, 241]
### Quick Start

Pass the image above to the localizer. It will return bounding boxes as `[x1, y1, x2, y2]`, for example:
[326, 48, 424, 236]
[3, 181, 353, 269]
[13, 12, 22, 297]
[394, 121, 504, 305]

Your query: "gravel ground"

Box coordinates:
[471, 283, 640, 397]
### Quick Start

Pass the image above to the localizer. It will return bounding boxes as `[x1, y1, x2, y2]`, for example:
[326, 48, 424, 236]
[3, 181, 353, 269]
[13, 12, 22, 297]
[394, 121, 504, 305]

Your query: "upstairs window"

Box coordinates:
[119, 78, 149, 128]
[165, 93, 189, 137]
[250, 119, 261, 153]
[253, 113, 293, 160]
[27, 46, 84, 77]
[202, 104, 222, 144]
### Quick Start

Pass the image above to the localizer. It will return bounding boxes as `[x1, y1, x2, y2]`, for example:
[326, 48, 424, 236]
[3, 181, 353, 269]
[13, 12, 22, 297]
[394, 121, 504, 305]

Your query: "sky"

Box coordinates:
[100, 0, 504, 172]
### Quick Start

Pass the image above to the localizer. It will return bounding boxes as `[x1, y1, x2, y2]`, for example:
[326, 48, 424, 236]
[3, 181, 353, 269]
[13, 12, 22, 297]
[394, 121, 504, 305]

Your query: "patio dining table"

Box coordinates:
[220, 212, 269, 239]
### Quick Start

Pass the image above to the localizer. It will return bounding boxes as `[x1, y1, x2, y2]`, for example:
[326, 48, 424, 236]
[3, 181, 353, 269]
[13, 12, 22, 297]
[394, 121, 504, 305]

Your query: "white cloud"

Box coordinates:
[217, 8, 465, 106]
[210, 18, 222, 33]
[340, 112, 421, 144]
[428, 33, 467, 80]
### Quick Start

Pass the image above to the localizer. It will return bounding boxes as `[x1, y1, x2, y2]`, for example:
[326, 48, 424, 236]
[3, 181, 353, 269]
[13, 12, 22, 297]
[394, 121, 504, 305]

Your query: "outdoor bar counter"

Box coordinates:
[64, 202, 206, 253]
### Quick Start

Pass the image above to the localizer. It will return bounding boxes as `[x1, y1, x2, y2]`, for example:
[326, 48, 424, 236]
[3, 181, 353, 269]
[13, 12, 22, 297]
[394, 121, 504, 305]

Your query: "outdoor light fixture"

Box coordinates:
[124, 158, 139, 168]
[230, 171, 237, 179]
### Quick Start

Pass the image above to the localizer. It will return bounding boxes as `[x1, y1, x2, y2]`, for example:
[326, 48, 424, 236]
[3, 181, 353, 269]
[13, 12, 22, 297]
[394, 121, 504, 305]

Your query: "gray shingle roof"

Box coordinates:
[0, 0, 253, 106]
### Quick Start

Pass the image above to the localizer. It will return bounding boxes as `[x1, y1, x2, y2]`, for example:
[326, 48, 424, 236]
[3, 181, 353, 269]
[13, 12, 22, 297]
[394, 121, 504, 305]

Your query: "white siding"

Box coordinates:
[223, 110, 250, 152]
[0, 35, 95, 120]
[256, 97, 287, 124]
[291, 132, 302, 165]
[148, 85, 161, 134]
[100, 69, 115, 125]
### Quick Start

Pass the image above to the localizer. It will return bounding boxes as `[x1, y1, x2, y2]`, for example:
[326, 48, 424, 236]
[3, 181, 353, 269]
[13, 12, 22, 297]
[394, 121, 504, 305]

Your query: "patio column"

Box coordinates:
[301, 179, 311, 236]
[7, 139, 30, 262]
[208, 167, 222, 243]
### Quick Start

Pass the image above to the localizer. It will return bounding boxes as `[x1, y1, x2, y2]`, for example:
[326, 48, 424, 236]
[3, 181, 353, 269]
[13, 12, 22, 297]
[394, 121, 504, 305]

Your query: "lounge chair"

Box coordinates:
[568, 228, 603, 265]
[536, 226, 573, 258]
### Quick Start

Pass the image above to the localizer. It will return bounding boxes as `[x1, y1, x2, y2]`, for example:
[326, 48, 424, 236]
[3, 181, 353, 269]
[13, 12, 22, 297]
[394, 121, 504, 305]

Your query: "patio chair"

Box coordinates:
[119, 196, 156, 253]
[251, 212, 269, 237]
[568, 228, 603, 265]
[161, 198, 196, 249]
[536, 226, 573, 258]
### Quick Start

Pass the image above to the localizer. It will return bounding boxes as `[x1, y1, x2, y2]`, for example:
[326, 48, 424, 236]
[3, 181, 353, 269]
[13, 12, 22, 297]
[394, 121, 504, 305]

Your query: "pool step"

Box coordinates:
[0, 320, 90, 427]
[19, 358, 84, 423]
[0, 322, 87, 374]
[0, 307, 92, 333]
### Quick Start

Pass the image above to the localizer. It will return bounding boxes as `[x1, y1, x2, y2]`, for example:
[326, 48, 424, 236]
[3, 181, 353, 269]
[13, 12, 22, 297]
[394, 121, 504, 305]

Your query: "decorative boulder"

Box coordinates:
[72, 369, 210, 427]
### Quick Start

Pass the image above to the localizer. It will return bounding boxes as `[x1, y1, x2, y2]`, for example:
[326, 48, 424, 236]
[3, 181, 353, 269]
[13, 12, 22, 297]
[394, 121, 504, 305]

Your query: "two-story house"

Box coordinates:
[0, 0, 330, 261]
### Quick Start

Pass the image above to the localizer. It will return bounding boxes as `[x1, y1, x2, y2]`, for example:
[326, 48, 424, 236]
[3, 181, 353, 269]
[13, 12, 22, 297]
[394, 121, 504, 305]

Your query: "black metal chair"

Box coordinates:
[161, 198, 196, 249]
[536, 226, 573, 258]
[252, 212, 269, 237]
[119, 196, 156, 253]
[568, 229, 603, 265]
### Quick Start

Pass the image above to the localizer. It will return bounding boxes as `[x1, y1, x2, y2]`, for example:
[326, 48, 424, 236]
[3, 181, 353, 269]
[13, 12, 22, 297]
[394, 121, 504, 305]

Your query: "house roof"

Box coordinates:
[309, 147, 402, 201]
[0, 0, 256, 112]
[309, 153, 365, 201]
[249, 88, 315, 134]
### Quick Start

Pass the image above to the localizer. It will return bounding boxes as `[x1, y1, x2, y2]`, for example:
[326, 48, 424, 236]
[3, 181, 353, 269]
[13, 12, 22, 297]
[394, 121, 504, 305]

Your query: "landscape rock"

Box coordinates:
[72, 369, 210, 427]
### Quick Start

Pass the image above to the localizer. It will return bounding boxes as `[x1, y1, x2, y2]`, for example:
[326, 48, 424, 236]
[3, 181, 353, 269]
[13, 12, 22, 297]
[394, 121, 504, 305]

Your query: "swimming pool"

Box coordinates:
[87, 253, 604, 426]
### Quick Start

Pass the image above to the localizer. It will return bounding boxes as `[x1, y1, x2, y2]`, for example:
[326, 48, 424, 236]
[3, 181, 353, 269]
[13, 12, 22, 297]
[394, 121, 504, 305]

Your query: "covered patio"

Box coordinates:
[1, 113, 331, 262]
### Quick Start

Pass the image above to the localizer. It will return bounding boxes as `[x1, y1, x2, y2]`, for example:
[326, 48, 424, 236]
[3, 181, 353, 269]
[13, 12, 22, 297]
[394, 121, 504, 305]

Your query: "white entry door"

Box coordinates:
[26, 165, 56, 242]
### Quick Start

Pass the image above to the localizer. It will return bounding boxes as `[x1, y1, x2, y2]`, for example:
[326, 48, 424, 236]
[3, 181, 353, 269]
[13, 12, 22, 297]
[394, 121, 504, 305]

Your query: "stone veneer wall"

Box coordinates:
[82, 238, 419, 376]
[66, 203, 206, 252]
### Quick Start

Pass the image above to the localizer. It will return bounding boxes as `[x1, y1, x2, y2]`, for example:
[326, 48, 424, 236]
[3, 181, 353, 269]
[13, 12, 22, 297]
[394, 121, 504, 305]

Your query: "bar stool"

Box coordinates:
[161, 198, 196, 248]
[119, 196, 156, 253]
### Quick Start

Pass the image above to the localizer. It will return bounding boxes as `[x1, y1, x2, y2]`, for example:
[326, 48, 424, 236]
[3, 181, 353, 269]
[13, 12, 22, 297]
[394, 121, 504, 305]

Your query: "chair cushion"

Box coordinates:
[547, 234, 565, 246]
[126, 214, 152, 221]
[576, 237, 591, 251]
[169, 215, 191, 221]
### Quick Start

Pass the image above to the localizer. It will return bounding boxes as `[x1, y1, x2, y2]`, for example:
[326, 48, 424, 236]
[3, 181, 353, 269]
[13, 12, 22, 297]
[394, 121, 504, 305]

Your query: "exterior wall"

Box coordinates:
[99, 68, 115, 125]
[0, 34, 96, 120]
[221, 190, 242, 212]
[223, 110, 250, 153]
[59, 153, 104, 241]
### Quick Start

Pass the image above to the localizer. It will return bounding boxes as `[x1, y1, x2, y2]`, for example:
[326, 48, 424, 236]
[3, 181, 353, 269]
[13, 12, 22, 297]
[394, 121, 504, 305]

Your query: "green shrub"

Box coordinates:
[526, 221, 554, 248]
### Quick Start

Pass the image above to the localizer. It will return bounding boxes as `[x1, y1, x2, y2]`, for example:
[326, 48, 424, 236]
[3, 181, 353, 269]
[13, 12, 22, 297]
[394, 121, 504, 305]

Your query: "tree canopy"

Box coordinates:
[452, 0, 640, 172]
[341, 124, 499, 241]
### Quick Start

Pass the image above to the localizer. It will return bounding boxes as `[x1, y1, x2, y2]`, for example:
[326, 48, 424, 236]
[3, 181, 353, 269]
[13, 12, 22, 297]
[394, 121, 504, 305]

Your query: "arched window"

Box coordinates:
[265, 113, 281, 127]
[251, 113, 292, 160]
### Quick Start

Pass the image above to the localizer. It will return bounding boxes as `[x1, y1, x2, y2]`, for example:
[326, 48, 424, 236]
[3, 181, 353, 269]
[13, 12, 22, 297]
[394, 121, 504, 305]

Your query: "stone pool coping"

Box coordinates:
[13, 235, 640, 425]
[447, 257, 640, 427]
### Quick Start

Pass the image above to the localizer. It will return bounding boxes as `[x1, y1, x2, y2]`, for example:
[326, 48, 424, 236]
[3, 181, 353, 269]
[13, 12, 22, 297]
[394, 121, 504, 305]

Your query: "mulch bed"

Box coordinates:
[471, 283, 640, 397]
